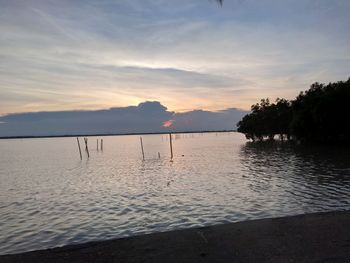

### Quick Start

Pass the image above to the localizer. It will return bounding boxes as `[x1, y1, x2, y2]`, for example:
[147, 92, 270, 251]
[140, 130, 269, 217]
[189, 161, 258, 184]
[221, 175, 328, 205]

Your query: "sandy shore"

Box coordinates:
[2, 210, 350, 263]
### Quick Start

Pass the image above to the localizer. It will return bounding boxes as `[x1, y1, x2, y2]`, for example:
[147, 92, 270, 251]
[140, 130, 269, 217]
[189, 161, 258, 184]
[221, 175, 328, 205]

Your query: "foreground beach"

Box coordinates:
[2, 210, 350, 263]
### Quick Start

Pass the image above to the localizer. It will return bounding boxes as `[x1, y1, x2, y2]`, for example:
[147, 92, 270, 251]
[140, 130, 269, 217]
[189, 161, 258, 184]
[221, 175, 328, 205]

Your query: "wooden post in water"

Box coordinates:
[169, 133, 173, 160]
[84, 137, 90, 158]
[97, 139, 99, 151]
[76, 137, 82, 160]
[158, 152, 161, 159]
[140, 137, 145, 161]
[101, 139, 103, 151]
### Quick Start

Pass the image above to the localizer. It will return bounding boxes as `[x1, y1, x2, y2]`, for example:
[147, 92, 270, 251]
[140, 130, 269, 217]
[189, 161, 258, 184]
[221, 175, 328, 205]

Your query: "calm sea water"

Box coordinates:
[1, 132, 350, 255]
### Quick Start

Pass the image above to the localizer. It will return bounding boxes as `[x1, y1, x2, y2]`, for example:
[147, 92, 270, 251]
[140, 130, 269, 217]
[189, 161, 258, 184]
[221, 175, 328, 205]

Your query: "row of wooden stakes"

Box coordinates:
[76, 134, 173, 161]
[139, 133, 173, 161]
[76, 137, 103, 160]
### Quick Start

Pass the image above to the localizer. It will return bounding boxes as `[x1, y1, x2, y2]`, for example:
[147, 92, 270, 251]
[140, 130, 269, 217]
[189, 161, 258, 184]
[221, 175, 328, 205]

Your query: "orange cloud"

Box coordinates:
[162, 119, 174, 128]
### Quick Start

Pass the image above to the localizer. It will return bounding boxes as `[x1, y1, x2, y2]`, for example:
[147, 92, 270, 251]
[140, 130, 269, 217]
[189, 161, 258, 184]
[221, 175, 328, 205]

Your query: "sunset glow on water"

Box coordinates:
[1, 132, 350, 255]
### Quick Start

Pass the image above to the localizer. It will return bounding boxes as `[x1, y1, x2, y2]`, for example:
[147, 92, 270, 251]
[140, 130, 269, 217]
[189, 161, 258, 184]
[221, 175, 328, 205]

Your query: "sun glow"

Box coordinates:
[162, 119, 174, 128]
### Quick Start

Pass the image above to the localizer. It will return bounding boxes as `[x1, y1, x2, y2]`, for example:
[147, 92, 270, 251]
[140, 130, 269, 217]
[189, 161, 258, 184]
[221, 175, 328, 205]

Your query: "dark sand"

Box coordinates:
[2, 211, 350, 263]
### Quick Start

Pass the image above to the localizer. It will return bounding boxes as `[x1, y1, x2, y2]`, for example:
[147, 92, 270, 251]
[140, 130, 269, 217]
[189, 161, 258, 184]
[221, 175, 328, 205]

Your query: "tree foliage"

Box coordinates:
[237, 98, 292, 141]
[237, 78, 350, 143]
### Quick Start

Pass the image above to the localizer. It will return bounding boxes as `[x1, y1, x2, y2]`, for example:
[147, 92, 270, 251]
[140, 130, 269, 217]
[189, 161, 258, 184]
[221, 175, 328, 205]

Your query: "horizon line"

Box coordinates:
[0, 129, 237, 140]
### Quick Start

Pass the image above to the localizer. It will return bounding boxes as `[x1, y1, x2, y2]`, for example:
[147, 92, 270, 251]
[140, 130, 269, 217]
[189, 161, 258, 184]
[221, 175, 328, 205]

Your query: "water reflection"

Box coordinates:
[1, 134, 350, 255]
[241, 141, 350, 182]
[240, 141, 350, 213]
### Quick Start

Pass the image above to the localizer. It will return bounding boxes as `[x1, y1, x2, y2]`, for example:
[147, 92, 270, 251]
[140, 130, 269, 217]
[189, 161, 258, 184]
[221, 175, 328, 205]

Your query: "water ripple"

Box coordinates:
[1, 134, 350, 255]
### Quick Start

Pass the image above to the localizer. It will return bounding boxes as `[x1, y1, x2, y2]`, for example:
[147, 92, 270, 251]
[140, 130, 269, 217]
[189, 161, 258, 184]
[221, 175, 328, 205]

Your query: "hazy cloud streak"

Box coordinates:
[0, 0, 349, 115]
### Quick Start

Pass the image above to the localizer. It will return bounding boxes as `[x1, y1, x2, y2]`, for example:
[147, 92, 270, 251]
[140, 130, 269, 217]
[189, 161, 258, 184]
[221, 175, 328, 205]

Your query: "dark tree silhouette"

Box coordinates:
[237, 98, 292, 141]
[291, 79, 350, 142]
[237, 78, 350, 143]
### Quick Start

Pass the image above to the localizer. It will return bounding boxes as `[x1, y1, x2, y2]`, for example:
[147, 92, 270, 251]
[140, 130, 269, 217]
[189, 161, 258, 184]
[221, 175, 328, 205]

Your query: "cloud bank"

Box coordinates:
[0, 101, 248, 137]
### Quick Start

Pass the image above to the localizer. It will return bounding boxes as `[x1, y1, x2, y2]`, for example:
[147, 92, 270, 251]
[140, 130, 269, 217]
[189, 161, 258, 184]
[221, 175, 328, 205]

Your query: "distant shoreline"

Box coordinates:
[1, 210, 349, 262]
[0, 130, 236, 140]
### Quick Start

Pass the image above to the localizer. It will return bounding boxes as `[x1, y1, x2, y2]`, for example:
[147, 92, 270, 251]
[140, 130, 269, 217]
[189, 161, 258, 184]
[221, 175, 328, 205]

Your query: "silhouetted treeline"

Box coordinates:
[237, 78, 350, 143]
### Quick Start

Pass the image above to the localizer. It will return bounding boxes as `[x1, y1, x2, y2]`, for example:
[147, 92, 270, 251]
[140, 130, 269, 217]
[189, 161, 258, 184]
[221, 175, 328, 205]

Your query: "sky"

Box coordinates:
[0, 0, 350, 116]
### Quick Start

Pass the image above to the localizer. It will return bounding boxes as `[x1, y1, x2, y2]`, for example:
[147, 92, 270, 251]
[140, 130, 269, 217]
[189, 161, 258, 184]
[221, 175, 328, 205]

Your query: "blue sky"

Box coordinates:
[1, 0, 349, 115]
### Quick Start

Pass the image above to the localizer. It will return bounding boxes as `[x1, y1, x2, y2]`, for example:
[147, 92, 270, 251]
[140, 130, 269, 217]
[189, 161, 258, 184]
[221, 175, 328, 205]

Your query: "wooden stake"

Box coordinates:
[84, 137, 90, 158]
[140, 137, 145, 161]
[158, 152, 160, 159]
[101, 139, 103, 151]
[169, 133, 173, 159]
[76, 137, 82, 160]
[97, 139, 99, 151]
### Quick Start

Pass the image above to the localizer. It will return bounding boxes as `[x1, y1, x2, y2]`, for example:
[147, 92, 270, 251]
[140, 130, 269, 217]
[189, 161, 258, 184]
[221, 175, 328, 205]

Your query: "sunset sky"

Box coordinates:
[1, 0, 349, 115]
